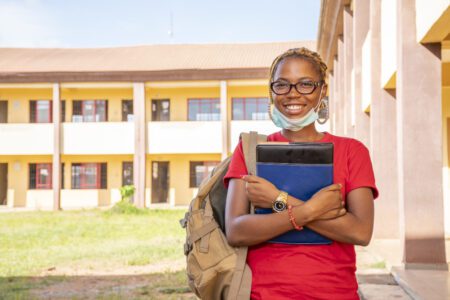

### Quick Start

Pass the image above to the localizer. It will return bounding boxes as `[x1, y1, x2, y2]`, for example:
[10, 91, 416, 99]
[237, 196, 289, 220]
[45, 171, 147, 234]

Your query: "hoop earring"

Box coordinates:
[317, 97, 329, 125]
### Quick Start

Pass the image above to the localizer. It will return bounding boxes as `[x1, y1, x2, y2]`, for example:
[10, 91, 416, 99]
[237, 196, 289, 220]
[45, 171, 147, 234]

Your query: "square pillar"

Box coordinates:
[333, 56, 342, 136]
[353, 0, 371, 147]
[344, 6, 354, 138]
[338, 36, 346, 136]
[328, 72, 335, 133]
[397, 0, 446, 268]
[220, 80, 229, 159]
[133, 83, 146, 208]
[370, 0, 399, 238]
[52, 83, 61, 211]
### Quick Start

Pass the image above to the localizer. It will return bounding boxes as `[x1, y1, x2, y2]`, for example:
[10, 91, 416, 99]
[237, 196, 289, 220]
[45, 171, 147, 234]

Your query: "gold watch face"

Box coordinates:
[273, 200, 287, 213]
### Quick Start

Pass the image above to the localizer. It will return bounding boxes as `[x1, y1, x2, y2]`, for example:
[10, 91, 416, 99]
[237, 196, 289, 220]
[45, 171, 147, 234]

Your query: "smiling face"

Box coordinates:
[271, 57, 327, 119]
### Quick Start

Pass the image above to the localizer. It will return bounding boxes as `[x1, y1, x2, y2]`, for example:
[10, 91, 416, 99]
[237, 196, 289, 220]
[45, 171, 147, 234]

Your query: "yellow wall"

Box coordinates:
[146, 87, 220, 121]
[62, 154, 133, 191]
[147, 153, 221, 205]
[227, 85, 269, 121]
[0, 155, 52, 206]
[0, 88, 52, 123]
[61, 88, 133, 122]
[0, 81, 271, 207]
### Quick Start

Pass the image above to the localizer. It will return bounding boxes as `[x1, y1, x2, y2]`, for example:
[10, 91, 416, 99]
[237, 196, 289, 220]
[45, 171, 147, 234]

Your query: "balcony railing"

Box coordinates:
[148, 121, 222, 154]
[63, 122, 134, 154]
[0, 124, 53, 154]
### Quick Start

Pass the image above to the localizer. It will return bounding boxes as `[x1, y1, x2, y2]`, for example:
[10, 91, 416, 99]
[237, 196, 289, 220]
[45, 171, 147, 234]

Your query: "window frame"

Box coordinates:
[71, 162, 107, 189]
[29, 163, 52, 189]
[122, 161, 133, 186]
[231, 97, 270, 121]
[189, 161, 220, 188]
[121, 99, 134, 122]
[30, 100, 53, 123]
[187, 98, 220, 121]
[72, 100, 108, 122]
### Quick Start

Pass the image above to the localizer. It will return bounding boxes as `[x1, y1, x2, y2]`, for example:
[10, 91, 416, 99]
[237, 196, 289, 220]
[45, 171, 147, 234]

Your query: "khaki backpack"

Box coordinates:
[180, 132, 267, 300]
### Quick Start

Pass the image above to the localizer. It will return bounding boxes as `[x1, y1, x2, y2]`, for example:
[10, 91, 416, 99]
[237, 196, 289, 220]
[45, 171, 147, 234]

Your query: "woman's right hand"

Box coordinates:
[304, 184, 345, 221]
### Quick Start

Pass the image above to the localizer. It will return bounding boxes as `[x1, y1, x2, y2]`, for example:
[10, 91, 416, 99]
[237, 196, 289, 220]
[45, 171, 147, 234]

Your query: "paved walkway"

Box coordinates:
[356, 245, 412, 299]
[358, 239, 450, 300]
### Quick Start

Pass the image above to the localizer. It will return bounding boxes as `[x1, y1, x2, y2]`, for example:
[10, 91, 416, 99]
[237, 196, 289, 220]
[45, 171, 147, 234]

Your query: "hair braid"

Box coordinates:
[268, 47, 328, 103]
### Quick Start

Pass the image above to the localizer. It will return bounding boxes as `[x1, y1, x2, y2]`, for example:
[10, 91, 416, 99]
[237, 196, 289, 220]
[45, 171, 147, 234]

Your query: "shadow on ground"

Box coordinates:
[0, 270, 195, 300]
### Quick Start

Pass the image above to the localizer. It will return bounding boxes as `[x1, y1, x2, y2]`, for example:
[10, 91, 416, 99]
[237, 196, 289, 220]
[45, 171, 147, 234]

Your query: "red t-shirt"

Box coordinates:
[224, 131, 378, 300]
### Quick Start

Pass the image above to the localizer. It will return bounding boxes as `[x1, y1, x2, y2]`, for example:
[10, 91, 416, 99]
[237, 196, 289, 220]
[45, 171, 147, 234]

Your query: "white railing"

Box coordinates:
[63, 122, 134, 154]
[148, 121, 222, 154]
[0, 124, 53, 154]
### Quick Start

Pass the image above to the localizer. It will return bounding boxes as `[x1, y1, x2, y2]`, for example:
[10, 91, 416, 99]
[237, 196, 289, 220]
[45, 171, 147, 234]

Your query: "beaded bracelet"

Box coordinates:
[287, 204, 303, 231]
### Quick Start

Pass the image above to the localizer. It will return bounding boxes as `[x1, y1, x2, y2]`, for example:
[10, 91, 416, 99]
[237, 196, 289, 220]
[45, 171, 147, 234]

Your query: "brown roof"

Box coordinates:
[0, 41, 315, 83]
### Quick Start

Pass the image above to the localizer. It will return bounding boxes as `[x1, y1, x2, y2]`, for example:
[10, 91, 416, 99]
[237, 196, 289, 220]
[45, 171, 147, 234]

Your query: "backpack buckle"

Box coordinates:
[179, 212, 189, 228]
[184, 242, 192, 255]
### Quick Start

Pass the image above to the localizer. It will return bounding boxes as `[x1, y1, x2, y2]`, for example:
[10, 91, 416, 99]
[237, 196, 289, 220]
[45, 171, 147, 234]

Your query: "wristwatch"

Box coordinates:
[272, 191, 288, 213]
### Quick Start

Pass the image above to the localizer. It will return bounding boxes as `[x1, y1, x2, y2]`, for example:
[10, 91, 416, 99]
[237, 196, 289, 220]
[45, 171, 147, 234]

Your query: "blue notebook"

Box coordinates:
[255, 143, 334, 245]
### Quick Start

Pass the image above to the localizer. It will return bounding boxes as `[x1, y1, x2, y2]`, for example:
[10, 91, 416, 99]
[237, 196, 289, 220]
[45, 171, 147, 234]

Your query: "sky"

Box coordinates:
[0, 0, 320, 48]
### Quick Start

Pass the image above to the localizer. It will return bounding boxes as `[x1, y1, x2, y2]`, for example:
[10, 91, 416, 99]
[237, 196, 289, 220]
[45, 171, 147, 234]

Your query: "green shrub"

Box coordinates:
[108, 185, 147, 215]
[120, 185, 136, 202]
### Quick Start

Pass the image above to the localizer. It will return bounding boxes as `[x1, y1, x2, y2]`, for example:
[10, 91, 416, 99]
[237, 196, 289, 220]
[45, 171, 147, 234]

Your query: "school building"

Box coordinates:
[0, 41, 328, 210]
[317, 0, 450, 272]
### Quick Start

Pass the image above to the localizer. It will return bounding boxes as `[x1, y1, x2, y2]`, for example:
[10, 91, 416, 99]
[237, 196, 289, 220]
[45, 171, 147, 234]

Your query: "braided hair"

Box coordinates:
[269, 47, 328, 103]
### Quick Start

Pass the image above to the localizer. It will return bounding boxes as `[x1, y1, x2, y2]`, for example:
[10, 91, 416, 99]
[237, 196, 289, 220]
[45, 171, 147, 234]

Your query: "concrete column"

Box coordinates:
[133, 83, 146, 208]
[220, 80, 229, 159]
[353, 0, 371, 147]
[52, 83, 61, 211]
[370, 0, 399, 238]
[344, 6, 354, 138]
[328, 72, 335, 133]
[333, 57, 341, 135]
[397, 0, 446, 268]
[338, 36, 346, 136]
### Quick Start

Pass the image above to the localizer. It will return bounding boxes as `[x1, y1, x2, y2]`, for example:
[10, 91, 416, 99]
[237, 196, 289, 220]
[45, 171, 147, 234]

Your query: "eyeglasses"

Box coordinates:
[270, 80, 323, 95]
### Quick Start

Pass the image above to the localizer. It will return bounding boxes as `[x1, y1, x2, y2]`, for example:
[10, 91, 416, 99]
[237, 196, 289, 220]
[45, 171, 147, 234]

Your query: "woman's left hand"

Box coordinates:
[241, 175, 279, 208]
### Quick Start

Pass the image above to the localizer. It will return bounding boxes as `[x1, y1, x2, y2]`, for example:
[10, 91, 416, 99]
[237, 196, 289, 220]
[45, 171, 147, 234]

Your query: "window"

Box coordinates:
[122, 162, 133, 186]
[29, 163, 52, 189]
[0, 100, 8, 123]
[232, 97, 270, 120]
[189, 161, 220, 188]
[152, 99, 170, 121]
[71, 163, 107, 189]
[72, 100, 108, 122]
[30, 100, 52, 123]
[188, 99, 220, 121]
[61, 100, 66, 122]
[122, 100, 133, 122]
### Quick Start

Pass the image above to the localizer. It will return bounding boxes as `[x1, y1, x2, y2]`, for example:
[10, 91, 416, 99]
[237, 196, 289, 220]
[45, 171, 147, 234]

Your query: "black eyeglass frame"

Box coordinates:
[270, 80, 325, 95]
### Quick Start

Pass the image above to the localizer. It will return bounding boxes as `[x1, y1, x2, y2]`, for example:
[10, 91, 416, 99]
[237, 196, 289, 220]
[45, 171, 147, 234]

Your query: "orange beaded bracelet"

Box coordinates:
[287, 204, 303, 231]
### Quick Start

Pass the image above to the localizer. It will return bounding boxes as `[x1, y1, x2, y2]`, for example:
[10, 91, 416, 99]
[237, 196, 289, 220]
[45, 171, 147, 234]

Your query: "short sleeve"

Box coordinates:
[223, 141, 248, 188]
[346, 141, 379, 199]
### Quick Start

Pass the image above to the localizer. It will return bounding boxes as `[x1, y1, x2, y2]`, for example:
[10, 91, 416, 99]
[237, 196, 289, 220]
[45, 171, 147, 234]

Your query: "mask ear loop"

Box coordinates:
[315, 85, 329, 125]
[313, 85, 325, 113]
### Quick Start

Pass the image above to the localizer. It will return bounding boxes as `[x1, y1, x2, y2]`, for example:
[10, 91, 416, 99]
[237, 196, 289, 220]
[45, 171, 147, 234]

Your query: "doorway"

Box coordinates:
[151, 161, 169, 203]
[151, 99, 170, 121]
[0, 163, 7, 205]
[0, 101, 7, 123]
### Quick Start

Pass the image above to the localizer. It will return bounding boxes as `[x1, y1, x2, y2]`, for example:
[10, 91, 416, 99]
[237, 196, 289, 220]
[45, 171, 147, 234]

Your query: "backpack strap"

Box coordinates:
[228, 131, 267, 300]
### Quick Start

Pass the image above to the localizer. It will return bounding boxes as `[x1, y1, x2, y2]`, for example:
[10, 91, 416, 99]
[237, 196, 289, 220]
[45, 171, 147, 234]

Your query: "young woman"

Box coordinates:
[224, 47, 378, 299]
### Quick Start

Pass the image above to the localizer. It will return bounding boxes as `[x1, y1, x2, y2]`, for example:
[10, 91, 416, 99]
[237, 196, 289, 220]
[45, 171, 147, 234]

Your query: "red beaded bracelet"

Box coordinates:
[287, 204, 303, 231]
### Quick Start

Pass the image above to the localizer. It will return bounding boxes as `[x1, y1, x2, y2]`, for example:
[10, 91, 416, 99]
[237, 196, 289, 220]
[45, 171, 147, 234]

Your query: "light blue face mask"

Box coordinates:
[269, 87, 324, 132]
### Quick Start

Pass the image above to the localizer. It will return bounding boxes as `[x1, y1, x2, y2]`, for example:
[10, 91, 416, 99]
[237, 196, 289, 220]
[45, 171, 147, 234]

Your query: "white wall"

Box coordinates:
[0, 124, 53, 155]
[63, 122, 134, 154]
[148, 121, 222, 154]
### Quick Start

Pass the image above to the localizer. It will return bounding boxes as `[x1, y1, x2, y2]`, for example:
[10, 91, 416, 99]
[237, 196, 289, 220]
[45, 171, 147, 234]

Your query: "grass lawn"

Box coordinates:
[0, 208, 194, 299]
